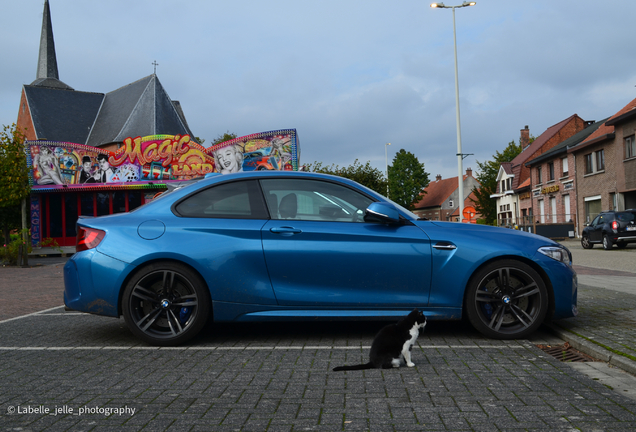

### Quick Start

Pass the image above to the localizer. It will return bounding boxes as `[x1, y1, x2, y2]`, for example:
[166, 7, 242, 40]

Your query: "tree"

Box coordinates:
[472, 140, 524, 225]
[306, 159, 387, 195]
[0, 124, 30, 245]
[387, 149, 429, 210]
[211, 132, 238, 146]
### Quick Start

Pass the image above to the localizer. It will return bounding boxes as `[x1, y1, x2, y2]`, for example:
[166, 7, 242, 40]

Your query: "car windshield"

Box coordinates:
[340, 179, 425, 220]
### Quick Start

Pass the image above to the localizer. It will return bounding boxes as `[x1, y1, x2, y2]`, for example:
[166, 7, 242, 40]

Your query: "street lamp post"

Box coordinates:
[385, 142, 391, 198]
[431, 1, 475, 221]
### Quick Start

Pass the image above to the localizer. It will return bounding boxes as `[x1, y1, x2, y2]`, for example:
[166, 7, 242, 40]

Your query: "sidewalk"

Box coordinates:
[550, 239, 636, 375]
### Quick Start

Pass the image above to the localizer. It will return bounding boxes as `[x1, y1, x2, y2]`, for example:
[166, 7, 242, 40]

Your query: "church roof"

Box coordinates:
[86, 74, 196, 147]
[23, 85, 104, 143]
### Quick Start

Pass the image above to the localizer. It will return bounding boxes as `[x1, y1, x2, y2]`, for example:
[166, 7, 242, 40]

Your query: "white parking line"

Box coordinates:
[0, 307, 530, 352]
[0, 345, 528, 351]
[0, 305, 65, 325]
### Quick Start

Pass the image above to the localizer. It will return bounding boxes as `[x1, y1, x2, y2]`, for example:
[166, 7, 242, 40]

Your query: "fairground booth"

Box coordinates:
[27, 130, 299, 247]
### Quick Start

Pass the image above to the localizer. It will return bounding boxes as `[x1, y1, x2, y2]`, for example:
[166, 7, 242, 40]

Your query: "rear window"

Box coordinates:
[616, 212, 636, 223]
[174, 180, 268, 219]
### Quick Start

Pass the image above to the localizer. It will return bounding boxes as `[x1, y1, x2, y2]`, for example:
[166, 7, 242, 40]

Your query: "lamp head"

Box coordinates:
[430, 2, 445, 7]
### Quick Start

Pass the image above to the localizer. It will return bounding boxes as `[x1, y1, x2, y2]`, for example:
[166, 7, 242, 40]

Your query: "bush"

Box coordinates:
[0, 230, 31, 266]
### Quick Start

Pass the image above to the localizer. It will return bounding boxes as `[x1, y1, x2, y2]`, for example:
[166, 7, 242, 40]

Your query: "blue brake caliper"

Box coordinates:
[179, 307, 192, 326]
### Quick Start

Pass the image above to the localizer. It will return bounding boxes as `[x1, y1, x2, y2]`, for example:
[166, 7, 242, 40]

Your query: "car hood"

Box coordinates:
[413, 220, 561, 249]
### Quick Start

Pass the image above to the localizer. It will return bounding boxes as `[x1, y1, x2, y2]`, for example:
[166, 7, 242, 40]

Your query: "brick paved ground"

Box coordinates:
[2, 245, 636, 430]
[0, 263, 65, 321]
[2, 314, 636, 431]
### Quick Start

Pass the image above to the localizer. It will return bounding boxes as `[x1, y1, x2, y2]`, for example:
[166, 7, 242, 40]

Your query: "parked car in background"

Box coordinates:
[64, 171, 578, 346]
[581, 210, 636, 250]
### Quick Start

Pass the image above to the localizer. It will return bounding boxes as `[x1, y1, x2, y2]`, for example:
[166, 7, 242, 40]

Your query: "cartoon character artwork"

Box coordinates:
[213, 145, 244, 174]
[32, 146, 65, 185]
[27, 130, 299, 189]
[78, 156, 96, 184]
[211, 130, 298, 174]
[93, 154, 117, 183]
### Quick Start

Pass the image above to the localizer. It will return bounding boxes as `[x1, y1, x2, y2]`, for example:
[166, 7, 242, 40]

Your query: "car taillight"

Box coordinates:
[76, 227, 105, 252]
[612, 221, 619, 230]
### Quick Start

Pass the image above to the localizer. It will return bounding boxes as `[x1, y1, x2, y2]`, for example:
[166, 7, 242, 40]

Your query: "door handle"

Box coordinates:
[270, 226, 302, 235]
[433, 242, 457, 250]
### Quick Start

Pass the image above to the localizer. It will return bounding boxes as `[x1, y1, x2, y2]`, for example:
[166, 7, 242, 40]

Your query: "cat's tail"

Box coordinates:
[332, 362, 374, 371]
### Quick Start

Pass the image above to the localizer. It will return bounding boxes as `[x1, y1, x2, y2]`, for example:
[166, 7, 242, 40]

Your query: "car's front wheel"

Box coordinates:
[581, 234, 593, 249]
[465, 260, 548, 339]
[122, 262, 210, 346]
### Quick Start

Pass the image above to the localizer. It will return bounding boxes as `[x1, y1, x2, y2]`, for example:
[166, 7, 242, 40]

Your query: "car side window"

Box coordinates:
[260, 179, 374, 222]
[174, 180, 268, 219]
[590, 215, 600, 226]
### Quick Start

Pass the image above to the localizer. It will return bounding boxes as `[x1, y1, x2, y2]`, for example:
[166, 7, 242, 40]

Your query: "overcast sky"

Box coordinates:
[2, 0, 635, 180]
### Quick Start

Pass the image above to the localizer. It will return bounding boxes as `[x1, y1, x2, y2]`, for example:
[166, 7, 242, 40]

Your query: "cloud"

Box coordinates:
[2, 0, 636, 181]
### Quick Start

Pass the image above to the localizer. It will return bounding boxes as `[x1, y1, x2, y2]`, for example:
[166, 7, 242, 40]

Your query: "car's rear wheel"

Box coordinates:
[465, 260, 548, 340]
[122, 262, 210, 346]
[581, 234, 593, 249]
[603, 234, 613, 250]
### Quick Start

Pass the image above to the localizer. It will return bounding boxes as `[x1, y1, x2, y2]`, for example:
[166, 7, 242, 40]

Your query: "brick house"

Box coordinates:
[491, 115, 587, 228]
[568, 97, 636, 231]
[412, 168, 480, 221]
[524, 119, 606, 228]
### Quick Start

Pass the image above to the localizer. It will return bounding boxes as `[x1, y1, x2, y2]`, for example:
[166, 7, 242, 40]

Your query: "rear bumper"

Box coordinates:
[63, 250, 131, 317]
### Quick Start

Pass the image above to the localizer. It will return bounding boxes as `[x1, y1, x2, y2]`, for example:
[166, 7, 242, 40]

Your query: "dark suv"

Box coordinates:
[581, 210, 636, 250]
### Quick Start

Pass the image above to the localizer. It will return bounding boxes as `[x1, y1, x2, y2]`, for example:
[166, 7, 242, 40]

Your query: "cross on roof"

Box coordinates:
[152, 60, 159, 74]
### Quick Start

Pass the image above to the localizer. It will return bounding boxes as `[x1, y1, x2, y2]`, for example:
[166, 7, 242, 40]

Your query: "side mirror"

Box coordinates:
[364, 202, 400, 225]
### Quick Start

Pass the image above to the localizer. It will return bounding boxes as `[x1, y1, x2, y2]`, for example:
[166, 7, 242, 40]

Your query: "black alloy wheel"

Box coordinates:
[122, 262, 210, 346]
[581, 235, 593, 249]
[465, 260, 548, 339]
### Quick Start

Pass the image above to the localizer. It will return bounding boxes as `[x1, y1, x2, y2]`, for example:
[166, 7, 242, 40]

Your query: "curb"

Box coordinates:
[547, 323, 636, 376]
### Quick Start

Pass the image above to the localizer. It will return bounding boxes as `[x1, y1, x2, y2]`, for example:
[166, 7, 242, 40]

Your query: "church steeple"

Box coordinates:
[31, 0, 72, 89]
[36, 0, 59, 80]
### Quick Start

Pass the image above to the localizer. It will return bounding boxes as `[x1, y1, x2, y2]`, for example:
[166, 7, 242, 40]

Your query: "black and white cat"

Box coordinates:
[332, 309, 427, 371]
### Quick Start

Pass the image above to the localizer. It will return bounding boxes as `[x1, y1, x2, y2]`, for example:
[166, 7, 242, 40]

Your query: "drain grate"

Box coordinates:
[536, 342, 597, 362]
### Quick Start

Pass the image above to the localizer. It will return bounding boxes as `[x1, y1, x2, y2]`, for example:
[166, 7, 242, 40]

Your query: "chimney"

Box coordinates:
[465, 167, 472, 178]
[436, 174, 442, 181]
[520, 125, 529, 149]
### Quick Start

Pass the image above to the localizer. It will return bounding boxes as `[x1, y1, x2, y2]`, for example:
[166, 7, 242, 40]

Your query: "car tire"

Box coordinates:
[122, 262, 210, 346]
[602, 234, 613, 250]
[465, 260, 548, 340]
[581, 235, 593, 249]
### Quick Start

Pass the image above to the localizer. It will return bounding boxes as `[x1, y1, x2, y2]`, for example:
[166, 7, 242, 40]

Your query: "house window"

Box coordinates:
[584, 196, 602, 223]
[564, 194, 571, 221]
[585, 150, 605, 174]
[449, 199, 454, 207]
[506, 178, 511, 191]
[537, 167, 542, 184]
[626, 135, 636, 159]
[501, 180, 506, 192]
[562, 157, 568, 177]
[596, 149, 605, 171]
[548, 162, 554, 181]
[585, 153, 593, 174]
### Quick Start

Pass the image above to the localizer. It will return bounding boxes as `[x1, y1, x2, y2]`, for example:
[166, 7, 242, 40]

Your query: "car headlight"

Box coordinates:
[538, 246, 572, 266]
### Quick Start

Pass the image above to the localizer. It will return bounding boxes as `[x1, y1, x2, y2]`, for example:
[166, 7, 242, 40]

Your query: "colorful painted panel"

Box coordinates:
[27, 130, 299, 190]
